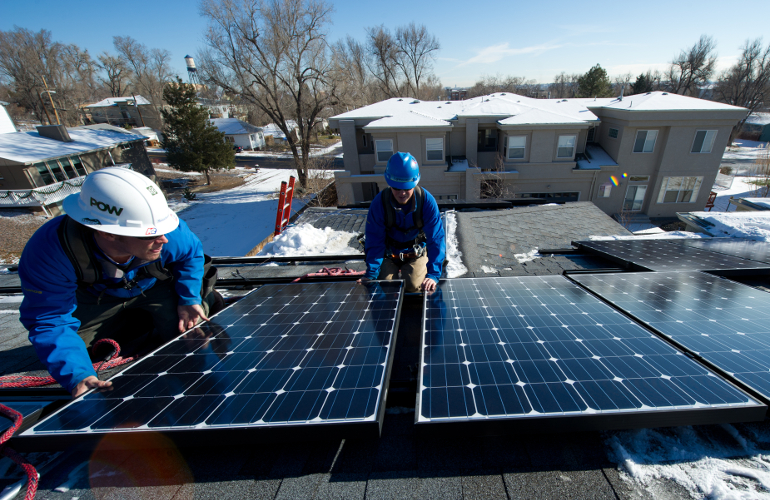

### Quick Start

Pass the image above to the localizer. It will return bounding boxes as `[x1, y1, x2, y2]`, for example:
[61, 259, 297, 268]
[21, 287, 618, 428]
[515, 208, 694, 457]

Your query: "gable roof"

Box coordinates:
[86, 96, 152, 108]
[210, 118, 263, 135]
[0, 126, 145, 164]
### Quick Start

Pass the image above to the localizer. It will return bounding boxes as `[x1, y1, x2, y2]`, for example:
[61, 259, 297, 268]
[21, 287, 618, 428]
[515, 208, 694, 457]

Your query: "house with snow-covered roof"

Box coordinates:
[329, 92, 747, 219]
[0, 124, 155, 214]
[85, 95, 161, 130]
[210, 118, 265, 150]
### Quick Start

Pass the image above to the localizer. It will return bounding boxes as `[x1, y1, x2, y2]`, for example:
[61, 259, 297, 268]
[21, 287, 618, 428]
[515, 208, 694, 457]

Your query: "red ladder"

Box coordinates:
[274, 176, 296, 236]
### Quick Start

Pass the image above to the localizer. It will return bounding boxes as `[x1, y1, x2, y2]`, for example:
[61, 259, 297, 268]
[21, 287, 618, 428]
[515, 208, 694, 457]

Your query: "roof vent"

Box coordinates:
[501, 93, 506, 96]
[397, 98, 403, 101]
[445, 101, 451, 104]
[485, 99, 490, 102]
[411, 99, 420, 104]
[36, 124, 72, 142]
[662, 92, 668, 95]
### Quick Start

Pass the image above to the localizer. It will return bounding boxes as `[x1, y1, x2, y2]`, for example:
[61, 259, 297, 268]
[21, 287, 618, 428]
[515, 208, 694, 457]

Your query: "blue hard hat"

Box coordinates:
[384, 152, 420, 190]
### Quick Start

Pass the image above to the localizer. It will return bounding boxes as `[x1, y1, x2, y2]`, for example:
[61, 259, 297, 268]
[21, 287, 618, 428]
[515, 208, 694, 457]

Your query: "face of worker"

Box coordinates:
[121, 234, 168, 261]
[390, 187, 414, 205]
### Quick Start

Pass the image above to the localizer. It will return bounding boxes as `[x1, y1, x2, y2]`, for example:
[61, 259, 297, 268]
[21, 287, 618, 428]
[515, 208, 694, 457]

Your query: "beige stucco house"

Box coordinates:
[328, 92, 747, 219]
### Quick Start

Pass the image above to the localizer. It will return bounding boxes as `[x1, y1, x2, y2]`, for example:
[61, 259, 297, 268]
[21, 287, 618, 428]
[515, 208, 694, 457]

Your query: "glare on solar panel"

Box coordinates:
[417, 276, 764, 431]
[570, 271, 770, 405]
[18, 281, 403, 448]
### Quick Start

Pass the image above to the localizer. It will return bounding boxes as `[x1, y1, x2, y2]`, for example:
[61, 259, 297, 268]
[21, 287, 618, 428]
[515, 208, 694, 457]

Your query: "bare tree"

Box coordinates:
[613, 73, 633, 97]
[332, 36, 373, 111]
[714, 38, 770, 142]
[394, 23, 439, 100]
[57, 45, 99, 125]
[666, 35, 717, 96]
[113, 35, 174, 118]
[98, 53, 132, 97]
[467, 74, 528, 98]
[198, 0, 339, 187]
[365, 25, 402, 99]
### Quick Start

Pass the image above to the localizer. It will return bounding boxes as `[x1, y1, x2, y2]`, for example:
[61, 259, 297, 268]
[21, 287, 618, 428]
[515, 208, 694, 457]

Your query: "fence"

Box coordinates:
[0, 175, 87, 208]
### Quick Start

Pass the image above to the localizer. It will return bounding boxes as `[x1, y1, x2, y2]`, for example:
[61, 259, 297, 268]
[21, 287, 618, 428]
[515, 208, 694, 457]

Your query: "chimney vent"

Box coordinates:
[36, 125, 73, 142]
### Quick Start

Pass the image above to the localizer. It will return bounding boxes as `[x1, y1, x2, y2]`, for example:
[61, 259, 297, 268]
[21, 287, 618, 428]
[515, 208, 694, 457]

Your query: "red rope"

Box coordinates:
[0, 338, 134, 389]
[0, 404, 38, 500]
[291, 267, 365, 283]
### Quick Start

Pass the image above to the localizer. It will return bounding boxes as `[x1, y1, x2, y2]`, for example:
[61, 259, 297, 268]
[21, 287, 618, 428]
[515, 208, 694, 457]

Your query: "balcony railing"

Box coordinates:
[0, 175, 87, 208]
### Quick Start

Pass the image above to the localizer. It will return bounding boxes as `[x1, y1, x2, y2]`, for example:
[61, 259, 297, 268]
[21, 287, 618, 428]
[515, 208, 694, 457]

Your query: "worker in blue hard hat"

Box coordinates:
[359, 152, 446, 292]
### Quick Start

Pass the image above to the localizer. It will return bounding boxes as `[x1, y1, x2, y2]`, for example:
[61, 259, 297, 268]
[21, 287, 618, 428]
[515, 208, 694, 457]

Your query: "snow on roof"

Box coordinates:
[86, 96, 152, 108]
[571, 92, 747, 112]
[333, 94, 599, 129]
[210, 118, 262, 135]
[364, 110, 452, 130]
[576, 144, 618, 170]
[684, 211, 770, 240]
[262, 121, 297, 140]
[739, 197, 770, 209]
[746, 113, 770, 125]
[0, 127, 144, 163]
[0, 104, 16, 134]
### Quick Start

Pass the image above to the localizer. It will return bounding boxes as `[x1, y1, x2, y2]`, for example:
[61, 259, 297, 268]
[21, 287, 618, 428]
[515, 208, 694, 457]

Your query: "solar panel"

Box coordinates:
[417, 276, 764, 431]
[571, 271, 770, 405]
[18, 281, 403, 449]
[680, 238, 770, 265]
[574, 239, 770, 273]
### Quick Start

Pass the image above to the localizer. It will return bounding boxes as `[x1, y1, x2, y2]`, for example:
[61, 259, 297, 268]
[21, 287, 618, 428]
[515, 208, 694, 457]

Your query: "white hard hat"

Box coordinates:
[62, 167, 179, 237]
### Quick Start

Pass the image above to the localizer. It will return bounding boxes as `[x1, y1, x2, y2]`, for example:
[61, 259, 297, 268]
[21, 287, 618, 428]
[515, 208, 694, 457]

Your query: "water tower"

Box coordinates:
[185, 55, 200, 85]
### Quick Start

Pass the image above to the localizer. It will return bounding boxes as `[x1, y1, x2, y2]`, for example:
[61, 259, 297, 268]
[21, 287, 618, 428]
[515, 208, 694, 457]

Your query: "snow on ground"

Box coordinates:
[258, 223, 360, 256]
[605, 423, 770, 499]
[722, 139, 769, 163]
[171, 170, 308, 257]
[688, 211, 770, 240]
[589, 231, 708, 241]
[712, 176, 770, 212]
[236, 141, 342, 158]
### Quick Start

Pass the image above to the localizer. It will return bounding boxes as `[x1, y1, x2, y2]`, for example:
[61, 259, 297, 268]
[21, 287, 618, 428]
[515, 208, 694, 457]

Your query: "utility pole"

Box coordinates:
[41, 76, 61, 125]
[132, 93, 146, 127]
[37, 92, 52, 125]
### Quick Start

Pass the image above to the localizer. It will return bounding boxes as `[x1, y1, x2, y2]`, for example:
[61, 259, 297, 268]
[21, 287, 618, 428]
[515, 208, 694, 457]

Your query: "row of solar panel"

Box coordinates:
[18, 266, 770, 444]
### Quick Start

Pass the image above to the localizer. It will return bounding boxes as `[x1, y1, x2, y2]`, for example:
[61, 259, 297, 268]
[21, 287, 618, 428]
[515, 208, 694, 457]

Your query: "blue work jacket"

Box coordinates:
[364, 188, 445, 284]
[18, 216, 204, 393]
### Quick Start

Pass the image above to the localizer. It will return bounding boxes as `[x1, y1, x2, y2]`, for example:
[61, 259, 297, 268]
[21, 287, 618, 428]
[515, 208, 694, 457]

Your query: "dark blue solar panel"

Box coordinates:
[680, 238, 770, 265]
[418, 276, 763, 425]
[23, 281, 402, 438]
[571, 271, 770, 403]
[574, 239, 769, 272]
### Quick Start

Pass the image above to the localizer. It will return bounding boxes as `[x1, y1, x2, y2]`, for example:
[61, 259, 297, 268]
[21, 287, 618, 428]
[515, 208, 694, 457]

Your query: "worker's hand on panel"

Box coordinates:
[178, 304, 210, 333]
[72, 375, 112, 398]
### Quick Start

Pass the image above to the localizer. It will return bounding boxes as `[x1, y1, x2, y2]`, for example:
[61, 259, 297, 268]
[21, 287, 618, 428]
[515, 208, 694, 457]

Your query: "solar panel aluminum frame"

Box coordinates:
[12, 281, 404, 452]
[414, 277, 766, 436]
[572, 240, 770, 277]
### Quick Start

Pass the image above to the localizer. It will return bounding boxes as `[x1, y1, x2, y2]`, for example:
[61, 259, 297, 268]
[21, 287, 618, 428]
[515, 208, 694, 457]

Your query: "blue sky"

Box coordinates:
[1, 0, 766, 88]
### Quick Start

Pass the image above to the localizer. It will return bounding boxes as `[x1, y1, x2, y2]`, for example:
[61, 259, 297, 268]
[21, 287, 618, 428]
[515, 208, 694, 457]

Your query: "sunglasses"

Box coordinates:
[136, 234, 162, 241]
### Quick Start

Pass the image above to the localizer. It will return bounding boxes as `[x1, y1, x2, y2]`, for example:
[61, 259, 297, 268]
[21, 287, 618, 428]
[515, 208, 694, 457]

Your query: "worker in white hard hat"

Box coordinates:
[19, 167, 220, 398]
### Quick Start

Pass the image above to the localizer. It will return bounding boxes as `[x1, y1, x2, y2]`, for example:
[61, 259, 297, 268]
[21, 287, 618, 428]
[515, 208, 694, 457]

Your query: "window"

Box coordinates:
[47, 160, 67, 181]
[608, 128, 619, 139]
[624, 185, 647, 211]
[436, 194, 458, 200]
[120, 142, 134, 150]
[60, 158, 77, 178]
[426, 138, 443, 161]
[692, 130, 717, 153]
[587, 128, 595, 143]
[633, 130, 658, 153]
[71, 157, 86, 176]
[375, 139, 393, 162]
[657, 176, 703, 203]
[34, 163, 54, 185]
[477, 129, 498, 152]
[507, 136, 526, 159]
[362, 134, 367, 147]
[556, 135, 576, 158]
[598, 183, 612, 198]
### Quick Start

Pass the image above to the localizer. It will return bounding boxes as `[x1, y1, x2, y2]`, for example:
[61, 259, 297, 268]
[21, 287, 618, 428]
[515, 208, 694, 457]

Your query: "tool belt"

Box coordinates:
[387, 244, 426, 262]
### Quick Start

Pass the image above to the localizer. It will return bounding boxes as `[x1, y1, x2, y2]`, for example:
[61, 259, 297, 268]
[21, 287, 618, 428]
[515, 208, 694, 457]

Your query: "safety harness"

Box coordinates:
[57, 216, 172, 296]
[381, 186, 427, 261]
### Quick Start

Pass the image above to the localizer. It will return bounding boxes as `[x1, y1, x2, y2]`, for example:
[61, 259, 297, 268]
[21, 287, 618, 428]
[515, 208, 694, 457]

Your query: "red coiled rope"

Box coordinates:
[291, 267, 365, 283]
[0, 338, 134, 389]
[0, 404, 38, 500]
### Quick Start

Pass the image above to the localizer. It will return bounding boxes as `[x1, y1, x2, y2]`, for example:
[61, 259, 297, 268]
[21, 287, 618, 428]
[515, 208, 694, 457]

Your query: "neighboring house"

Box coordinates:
[85, 95, 162, 130]
[329, 92, 747, 218]
[0, 101, 15, 134]
[445, 87, 468, 101]
[741, 113, 770, 143]
[210, 118, 265, 150]
[263, 121, 299, 143]
[0, 124, 155, 214]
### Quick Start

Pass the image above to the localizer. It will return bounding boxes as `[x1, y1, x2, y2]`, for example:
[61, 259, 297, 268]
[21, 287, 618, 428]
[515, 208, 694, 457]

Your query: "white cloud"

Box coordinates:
[458, 42, 562, 67]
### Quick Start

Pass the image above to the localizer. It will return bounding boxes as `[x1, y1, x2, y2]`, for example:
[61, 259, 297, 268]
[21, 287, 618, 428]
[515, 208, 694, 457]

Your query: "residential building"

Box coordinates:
[741, 113, 770, 143]
[445, 86, 468, 101]
[85, 96, 162, 130]
[329, 92, 747, 218]
[210, 118, 265, 150]
[0, 123, 155, 214]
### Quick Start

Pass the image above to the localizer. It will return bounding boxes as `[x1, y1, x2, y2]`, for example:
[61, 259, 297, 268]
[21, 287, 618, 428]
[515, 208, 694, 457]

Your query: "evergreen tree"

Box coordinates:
[161, 77, 234, 185]
[577, 64, 613, 98]
[630, 73, 654, 95]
